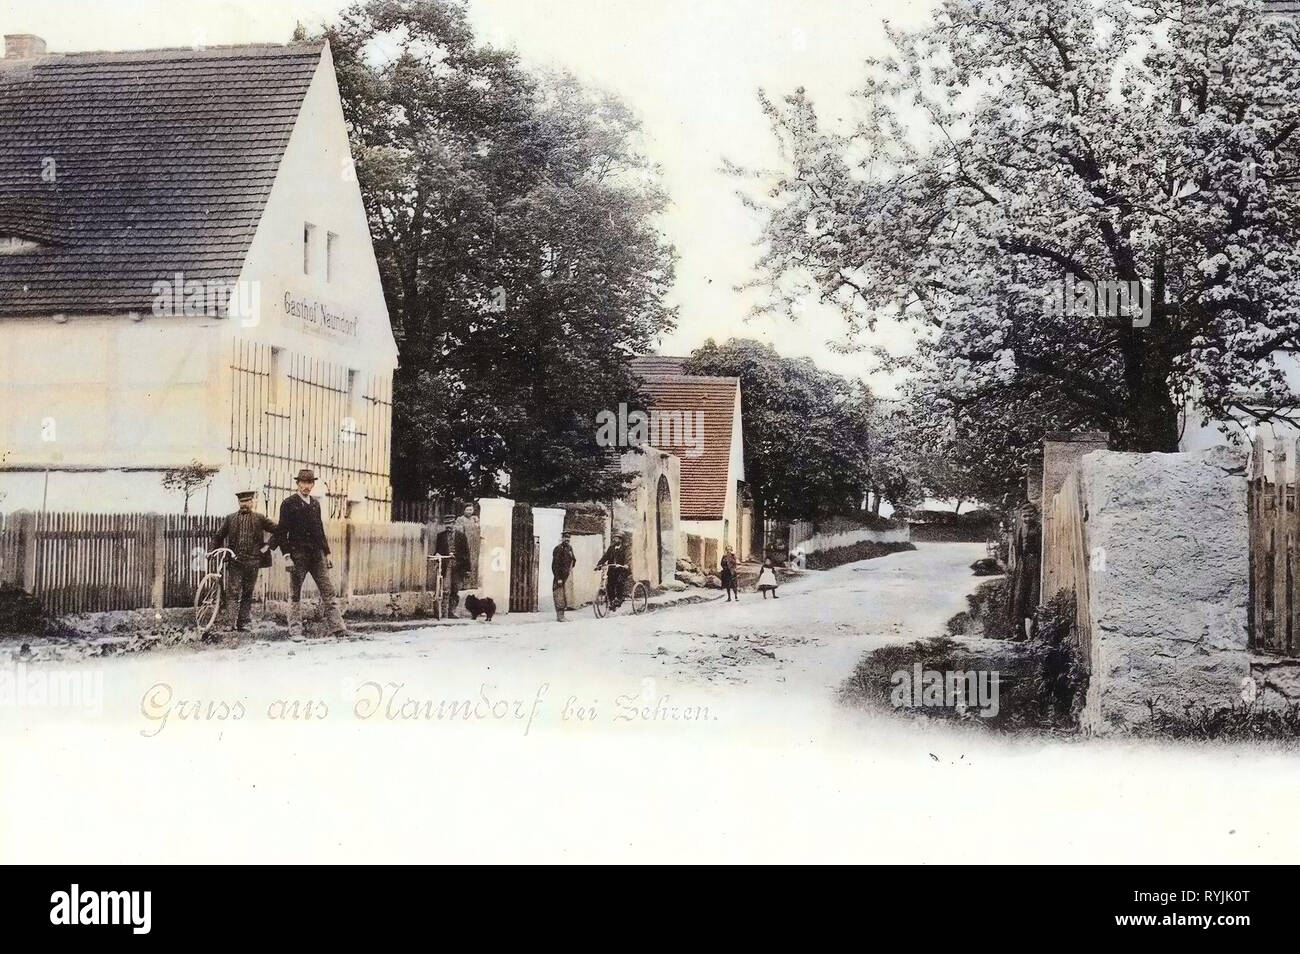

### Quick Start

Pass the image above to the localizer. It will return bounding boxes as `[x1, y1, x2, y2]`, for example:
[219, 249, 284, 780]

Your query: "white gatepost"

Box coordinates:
[475, 497, 514, 612]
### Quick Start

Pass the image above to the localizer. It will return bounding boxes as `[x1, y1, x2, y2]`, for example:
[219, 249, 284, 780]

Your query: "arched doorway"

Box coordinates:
[656, 475, 673, 585]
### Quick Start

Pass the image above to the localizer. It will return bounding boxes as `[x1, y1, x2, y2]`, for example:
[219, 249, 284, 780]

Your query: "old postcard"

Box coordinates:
[0, 0, 1292, 910]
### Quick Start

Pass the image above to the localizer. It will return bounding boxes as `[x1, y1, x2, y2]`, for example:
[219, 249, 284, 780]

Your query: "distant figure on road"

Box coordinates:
[756, 558, 780, 600]
[551, 530, 577, 621]
[720, 545, 739, 602]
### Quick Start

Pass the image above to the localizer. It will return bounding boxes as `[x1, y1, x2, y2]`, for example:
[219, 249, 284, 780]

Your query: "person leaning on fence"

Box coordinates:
[551, 530, 577, 622]
[209, 488, 277, 632]
[273, 468, 348, 639]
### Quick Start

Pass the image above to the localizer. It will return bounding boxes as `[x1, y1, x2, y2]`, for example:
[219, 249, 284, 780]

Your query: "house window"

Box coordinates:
[343, 369, 362, 443]
[348, 369, 362, 414]
[303, 222, 316, 275]
[326, 232, 338, 282]
[270, 347, 287, 405]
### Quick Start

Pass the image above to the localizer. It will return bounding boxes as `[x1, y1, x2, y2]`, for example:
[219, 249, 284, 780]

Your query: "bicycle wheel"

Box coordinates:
[593, 588, 609, 618]
[630, 582, 649, 615]
[194, 573, 223, 635]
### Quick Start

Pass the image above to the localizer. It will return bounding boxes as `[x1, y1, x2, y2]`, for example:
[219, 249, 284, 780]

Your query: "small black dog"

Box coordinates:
[464, 594, 496, 621]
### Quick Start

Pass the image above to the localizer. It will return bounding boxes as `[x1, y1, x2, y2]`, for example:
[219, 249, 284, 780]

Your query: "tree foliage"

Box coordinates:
[322, 0, 675, 503]
[684, 338, 888, 521]
[745, 0, 1300, 455]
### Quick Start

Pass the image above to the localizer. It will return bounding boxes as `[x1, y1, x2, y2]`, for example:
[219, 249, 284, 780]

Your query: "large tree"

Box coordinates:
[684, 338, 876, 525]
[746, 0, 1300, 454]
[322, 0, 675, 503]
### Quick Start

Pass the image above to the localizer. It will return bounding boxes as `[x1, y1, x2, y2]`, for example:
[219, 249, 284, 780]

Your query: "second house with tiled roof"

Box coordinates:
[630, 355, 749, 573]
[0, 35, 397, 518]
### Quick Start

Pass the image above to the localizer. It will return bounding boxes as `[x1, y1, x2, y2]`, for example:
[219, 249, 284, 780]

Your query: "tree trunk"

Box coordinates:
[1122, 333, 1181, 453]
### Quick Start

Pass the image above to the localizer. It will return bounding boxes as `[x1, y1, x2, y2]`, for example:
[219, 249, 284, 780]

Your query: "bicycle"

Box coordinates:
[593, 563, 649, 617]
[194, 547, 235, 636]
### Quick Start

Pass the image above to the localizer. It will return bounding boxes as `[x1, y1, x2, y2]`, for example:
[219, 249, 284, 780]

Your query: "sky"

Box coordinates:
[1, 0, 939, 391]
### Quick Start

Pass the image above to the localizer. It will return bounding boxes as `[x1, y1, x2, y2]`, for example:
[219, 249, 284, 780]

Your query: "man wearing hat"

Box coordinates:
[551, 530, 577, 622]
[596, 530, 632, 611]
[208, 488, 278, 632]
[434, 513, 471, 616]
[273, 468, 347, 638]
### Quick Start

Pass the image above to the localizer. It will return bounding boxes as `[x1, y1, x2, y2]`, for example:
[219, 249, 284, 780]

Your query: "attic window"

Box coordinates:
[0, 235, 41, 255]
[303, 222, 316, 274]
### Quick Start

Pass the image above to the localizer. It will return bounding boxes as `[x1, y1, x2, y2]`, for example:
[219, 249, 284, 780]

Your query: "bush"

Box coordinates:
[945, 578, 1016, 641]
[0, 583, 53, 636]
[1032, 592, 1089, 727]
[970, 557, 1001, 576]
[904, 508, 1001, 542]
[804, 540, 915, 569]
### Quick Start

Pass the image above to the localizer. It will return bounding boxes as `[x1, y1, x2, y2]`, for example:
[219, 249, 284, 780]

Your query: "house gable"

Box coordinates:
[234, 42, 397, 370]
[631, 356, 742, 521]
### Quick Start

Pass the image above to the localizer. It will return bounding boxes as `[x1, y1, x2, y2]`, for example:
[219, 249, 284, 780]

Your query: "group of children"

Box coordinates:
[718, 546, 780, 601]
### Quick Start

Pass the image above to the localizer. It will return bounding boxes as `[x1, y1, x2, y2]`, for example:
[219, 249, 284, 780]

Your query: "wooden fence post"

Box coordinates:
[18, 510, 38, 594]
[150, 515, 166, 610]
[341, 519, 355, 601]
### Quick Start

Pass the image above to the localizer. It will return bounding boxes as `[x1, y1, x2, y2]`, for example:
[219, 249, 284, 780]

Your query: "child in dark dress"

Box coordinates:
[720, 546, 739, 601]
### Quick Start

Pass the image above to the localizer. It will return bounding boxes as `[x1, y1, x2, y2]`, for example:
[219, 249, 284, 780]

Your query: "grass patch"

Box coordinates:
[841, 584, 1088, 732]
[1130, 701, 1300, 741]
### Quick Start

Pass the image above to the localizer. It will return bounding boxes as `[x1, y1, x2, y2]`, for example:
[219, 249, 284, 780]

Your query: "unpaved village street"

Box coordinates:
[5, 543, 1300, 863]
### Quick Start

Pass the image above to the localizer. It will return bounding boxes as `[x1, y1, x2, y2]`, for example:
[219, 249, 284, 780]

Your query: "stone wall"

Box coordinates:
[1043, 447, 1250, 731]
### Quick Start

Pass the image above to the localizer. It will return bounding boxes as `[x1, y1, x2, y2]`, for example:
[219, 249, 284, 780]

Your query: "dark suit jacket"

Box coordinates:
[551, 542, 576, 582]
[275, 494, 330, 556]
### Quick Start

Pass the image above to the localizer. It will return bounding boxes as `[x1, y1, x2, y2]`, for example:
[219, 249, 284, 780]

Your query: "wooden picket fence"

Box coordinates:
[0, 510, 433, 616]
[1248, 435, 1300, 655]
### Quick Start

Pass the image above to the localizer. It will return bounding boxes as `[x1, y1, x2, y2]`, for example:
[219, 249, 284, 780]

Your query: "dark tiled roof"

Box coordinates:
[629, 354, 687, 377]
[631, 356, 740, 520]
[0, 42, 324, 317]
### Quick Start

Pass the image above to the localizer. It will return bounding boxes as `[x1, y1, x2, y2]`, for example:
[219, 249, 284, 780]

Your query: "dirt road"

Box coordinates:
[5, 542, 1299, 863]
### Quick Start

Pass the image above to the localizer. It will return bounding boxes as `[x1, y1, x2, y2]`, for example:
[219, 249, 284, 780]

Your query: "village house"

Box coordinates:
[630, 355, 749, 570]
[0, 36, 398, 519]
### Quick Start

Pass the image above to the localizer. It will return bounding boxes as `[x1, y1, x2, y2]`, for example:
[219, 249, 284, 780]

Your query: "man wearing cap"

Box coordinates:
[273, 469, 347, 638]
[551, 530, 577, 622]
[208, 489, 277, 632]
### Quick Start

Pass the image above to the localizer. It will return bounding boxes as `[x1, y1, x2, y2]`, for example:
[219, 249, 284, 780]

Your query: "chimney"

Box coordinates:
[4, 34, 47, 59]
